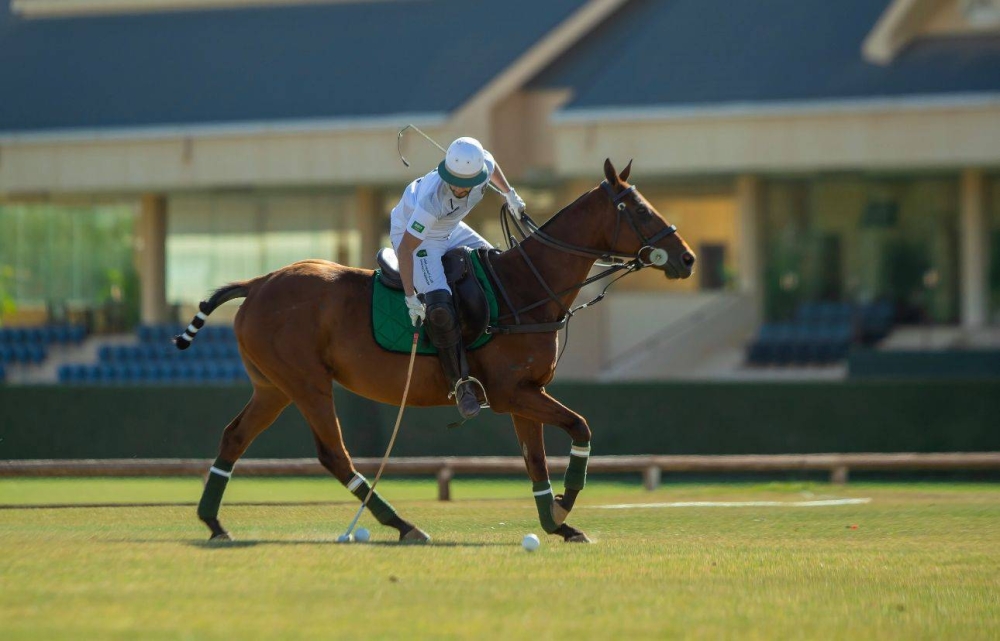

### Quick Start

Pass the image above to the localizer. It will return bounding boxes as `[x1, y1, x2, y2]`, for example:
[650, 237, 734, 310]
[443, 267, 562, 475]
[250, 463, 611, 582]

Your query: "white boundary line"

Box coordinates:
[592, 498, 872, 509]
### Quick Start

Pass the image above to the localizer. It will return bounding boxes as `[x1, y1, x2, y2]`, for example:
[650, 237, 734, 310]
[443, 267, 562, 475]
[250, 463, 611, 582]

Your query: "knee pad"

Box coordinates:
[423, 289, 460, 347]
[424, 290, 457, 330]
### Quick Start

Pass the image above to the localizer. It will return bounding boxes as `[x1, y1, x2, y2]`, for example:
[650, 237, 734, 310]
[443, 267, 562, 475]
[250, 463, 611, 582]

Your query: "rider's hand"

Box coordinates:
[505, 189, 526, 216]
[404, 294, 425, 327]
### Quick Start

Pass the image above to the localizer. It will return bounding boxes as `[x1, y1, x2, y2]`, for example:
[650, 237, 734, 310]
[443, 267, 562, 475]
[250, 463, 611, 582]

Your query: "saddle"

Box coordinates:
[376, 247, 491, 346]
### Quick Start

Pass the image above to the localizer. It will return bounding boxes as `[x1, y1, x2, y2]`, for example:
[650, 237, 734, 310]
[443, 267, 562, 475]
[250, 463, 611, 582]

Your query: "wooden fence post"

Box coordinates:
[643, 465, 661, 491]
[830, 466, 849, 485]
[437, 467, 453, 501]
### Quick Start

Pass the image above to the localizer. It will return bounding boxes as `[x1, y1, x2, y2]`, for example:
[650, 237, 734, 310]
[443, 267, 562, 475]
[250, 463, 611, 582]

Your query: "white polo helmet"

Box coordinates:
[438, 137, 488, 188]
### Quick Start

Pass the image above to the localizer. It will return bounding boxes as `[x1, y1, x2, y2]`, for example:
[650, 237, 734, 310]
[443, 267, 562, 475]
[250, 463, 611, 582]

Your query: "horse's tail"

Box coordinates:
[173, 282, 250, 350]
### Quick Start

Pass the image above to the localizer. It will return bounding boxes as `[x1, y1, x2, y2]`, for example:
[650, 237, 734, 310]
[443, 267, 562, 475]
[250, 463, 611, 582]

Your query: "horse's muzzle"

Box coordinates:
[663, 251, 696, 280]
[681, 251, 696, 274]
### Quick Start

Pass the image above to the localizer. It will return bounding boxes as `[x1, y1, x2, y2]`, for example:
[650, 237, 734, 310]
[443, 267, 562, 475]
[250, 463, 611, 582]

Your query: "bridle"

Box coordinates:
[500, 180, 677, 268]
[484, 180, 680, 337]
[601, 180, 678, 266]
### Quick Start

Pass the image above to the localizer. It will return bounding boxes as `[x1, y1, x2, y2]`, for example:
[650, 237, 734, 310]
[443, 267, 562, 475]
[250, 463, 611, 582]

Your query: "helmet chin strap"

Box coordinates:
[640, 246, 669, 267]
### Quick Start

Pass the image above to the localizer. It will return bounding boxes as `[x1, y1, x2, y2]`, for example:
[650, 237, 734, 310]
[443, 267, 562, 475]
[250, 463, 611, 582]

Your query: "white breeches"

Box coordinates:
[390, 223, 492, 295]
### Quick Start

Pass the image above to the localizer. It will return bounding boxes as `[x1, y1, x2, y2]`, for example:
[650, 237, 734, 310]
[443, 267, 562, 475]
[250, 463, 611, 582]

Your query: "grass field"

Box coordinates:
[1, 478, 998, 640]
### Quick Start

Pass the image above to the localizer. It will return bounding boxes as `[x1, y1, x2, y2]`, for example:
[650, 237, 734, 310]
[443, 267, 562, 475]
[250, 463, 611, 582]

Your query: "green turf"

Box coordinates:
[1, 479, 998, 640]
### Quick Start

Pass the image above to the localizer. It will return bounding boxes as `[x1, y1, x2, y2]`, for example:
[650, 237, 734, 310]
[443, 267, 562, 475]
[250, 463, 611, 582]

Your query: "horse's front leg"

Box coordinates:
[511, 393, 592, 543]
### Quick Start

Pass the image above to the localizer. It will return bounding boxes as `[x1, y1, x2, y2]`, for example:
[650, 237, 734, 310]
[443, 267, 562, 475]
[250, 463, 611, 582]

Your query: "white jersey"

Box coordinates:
[390, 151, 496, 242]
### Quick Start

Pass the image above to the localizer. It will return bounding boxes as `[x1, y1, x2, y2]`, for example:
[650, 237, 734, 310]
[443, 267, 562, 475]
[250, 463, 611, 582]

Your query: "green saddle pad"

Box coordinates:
[371, 249, 499, 355]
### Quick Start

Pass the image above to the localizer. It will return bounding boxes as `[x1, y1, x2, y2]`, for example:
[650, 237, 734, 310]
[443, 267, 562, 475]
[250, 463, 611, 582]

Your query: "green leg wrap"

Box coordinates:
[532, 480, 559, 534]
[351, 480, 398, 526]
[564, 441, 591, 491]
[197, 457, 234, 521]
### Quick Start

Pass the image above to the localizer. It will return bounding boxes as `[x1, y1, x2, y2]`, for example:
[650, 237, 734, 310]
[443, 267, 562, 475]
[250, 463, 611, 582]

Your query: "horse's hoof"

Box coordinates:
[553, 523, 590, 543]
[552, 495, 570, 526]
[202, 517, 231, 541]
[400, 527, 431, 543]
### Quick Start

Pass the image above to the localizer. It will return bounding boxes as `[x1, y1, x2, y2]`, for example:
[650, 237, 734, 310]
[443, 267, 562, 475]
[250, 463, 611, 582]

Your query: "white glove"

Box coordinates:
[505, 189, 526, 215]
[404, 295, 425, 327]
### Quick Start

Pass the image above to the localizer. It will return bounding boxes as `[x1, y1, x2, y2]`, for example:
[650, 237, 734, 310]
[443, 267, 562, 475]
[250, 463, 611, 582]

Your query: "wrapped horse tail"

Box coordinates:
[173, 282, 249, 350]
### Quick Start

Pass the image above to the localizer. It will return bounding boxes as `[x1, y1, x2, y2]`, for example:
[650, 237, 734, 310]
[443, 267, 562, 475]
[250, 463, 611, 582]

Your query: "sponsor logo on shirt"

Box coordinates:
[411, 221, 425, 233]
[416, 249, 428, 257]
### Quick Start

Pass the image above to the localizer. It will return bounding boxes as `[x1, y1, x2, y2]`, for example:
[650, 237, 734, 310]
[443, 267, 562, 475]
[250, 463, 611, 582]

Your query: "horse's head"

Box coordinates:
[601, 159, 696, 280]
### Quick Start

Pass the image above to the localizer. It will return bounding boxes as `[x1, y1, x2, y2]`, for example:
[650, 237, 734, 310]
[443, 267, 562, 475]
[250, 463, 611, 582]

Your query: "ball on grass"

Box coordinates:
[522, 533, 540, 552]
[354, 527, 371, 542]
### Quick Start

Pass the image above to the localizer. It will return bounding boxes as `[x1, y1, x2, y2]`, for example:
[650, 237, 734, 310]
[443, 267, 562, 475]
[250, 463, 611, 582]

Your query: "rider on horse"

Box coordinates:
[389, 137, 525, 419]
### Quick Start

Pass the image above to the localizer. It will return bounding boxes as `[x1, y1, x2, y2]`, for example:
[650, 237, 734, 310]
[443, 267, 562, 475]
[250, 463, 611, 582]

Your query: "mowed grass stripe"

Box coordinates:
[0, 480, 998, 640]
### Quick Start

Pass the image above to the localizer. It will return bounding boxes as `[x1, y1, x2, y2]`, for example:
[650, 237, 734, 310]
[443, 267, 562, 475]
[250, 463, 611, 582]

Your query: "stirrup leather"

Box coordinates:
[450, 375, 490, 409]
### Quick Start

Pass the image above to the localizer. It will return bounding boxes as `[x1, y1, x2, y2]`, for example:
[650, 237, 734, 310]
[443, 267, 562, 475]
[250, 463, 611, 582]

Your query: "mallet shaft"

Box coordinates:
[342, 328, 420, 537]
[397, 124, 505, 196]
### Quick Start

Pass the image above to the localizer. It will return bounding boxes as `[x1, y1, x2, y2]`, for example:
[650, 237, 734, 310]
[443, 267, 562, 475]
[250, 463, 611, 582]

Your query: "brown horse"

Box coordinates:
[182, 159, 695, 543]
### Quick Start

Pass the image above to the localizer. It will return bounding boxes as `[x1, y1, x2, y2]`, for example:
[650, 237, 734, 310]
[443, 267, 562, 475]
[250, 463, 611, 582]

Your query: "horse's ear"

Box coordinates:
[619, 160, 633, 183]
[603, 158, 618, 184]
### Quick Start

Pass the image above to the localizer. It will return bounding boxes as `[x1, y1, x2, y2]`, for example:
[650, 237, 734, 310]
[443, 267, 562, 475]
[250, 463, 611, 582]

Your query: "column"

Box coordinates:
[138, 194, 169, 324]
[960, 168, 987, 329]
[354, 186, 382, 269]
[736, 175, 763, 319]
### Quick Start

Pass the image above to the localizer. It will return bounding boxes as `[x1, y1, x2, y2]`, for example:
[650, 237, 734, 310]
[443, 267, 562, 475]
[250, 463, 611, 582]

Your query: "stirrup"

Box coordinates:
[449, 376, 490, 409]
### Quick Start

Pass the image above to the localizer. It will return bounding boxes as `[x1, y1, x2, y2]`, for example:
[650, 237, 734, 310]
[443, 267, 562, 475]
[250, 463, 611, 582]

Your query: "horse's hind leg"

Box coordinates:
[197, 384, 289, 540]
[312, 434, 427, 542]
[295, 388, 430, 542]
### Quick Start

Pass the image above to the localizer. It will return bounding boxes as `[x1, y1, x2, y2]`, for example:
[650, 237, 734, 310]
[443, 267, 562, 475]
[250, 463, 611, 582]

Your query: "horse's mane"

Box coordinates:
[533, 186, 595, 234]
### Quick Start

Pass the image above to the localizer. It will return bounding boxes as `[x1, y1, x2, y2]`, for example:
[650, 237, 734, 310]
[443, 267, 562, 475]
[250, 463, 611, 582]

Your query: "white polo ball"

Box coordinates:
[354, 527, 371, 543]
[522, 533, 540, 552]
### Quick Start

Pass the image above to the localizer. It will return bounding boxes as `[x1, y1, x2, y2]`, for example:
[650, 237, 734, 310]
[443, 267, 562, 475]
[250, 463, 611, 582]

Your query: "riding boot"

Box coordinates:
[423, 289, 481, 419]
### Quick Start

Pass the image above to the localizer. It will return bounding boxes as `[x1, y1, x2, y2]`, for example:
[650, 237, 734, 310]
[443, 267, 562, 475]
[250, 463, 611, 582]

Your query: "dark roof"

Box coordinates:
[530, 0, 1000, 112]
[0, 0, 587, 133]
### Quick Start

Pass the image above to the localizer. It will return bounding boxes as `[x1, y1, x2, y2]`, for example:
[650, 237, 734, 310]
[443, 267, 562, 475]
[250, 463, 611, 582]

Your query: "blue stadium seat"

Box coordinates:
[66, 364, 87, 383]
[56, 322, 246, 385]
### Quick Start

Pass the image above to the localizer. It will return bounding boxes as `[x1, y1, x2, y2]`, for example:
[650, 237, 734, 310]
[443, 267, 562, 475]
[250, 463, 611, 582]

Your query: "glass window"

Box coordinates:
[166, 191, 358, 306]
[763, 176, 959, 323]
[0, 202, 138, 323]
[988, 174, 1000, 324]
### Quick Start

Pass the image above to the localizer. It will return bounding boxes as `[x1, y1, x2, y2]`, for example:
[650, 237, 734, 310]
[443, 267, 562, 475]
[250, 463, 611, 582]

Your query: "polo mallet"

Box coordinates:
[396, 124, 506, 197]
[340, 322, 421, 541]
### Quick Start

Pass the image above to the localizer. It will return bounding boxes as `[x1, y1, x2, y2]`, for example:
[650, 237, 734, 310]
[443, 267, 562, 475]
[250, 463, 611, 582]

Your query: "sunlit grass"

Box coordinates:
[1, 479, 998, 640]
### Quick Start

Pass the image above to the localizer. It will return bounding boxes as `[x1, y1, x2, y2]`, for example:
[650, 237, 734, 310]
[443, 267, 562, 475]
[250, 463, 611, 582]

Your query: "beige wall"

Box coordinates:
[621, 191, 737, 293]
[490, 89, 572, 181]
[551, 102, 1000, 177]
[6, 101, 1000, 196]
[0, 124, 455, 194]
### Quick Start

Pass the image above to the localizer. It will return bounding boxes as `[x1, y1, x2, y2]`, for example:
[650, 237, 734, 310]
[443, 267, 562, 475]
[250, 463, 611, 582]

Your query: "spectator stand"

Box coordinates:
[746, 300, 894, 367]
[0, 324, 88, 383]
[58, 324, 249, 385]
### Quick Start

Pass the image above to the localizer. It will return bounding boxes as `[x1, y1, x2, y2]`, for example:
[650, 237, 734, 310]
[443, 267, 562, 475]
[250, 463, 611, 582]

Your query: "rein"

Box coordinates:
[485, 180, 679, 336]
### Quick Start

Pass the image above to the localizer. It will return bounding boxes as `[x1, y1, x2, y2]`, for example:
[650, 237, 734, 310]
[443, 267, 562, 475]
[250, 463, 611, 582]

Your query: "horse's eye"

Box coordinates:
[636, 205, 651, 218]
